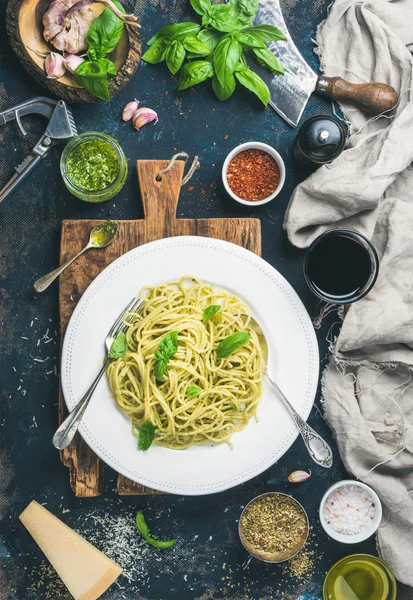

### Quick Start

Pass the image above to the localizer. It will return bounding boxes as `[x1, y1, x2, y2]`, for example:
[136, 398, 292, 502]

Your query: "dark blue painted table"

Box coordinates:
[0, 0, 410, 598]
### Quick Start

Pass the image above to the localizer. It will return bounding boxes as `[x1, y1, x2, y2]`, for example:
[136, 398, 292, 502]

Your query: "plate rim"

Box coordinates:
[61, 235, 319, 495]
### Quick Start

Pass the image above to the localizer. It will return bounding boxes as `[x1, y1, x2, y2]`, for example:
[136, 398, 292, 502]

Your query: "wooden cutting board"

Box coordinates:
[58, 159, 261, 497]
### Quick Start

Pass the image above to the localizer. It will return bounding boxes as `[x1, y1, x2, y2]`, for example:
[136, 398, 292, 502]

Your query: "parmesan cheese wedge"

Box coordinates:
[19, 501, 122, 600]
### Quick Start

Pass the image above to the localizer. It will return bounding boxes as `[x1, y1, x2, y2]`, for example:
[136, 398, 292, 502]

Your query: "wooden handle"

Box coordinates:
[137, 160, 184, 234]
[316, 76, 398, 115]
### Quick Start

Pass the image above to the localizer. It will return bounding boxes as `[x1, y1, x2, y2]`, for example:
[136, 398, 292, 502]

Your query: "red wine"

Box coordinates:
[304, 230, 378, 303]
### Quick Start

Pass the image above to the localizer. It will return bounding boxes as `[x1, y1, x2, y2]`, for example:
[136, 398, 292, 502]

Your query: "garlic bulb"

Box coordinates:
[43, 0, 139, 54]
[44, 52, 66, 79]
[64, 54, 85, 74]
[132, 108, 158, 130]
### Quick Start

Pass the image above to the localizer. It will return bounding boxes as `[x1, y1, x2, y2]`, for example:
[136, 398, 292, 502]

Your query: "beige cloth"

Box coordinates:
[284, 0, 413, 588]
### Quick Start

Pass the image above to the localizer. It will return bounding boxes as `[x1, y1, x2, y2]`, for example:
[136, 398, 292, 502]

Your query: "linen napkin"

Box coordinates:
[284, 0, 413, 587]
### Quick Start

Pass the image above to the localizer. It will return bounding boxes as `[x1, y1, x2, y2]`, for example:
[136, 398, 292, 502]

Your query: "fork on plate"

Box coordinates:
[53, 297, 144, 450]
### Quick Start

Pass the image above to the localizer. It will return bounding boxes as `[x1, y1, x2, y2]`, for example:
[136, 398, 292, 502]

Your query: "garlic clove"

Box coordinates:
[122, 100, 140, 121]
[132, 108, 159, 130]
[44, 52, 66, 79]
[288, 470, 311, 483]
[64, 54, 85, 74]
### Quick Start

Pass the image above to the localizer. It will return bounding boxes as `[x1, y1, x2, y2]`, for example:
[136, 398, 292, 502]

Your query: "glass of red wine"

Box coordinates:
[304, 229, 379, 304]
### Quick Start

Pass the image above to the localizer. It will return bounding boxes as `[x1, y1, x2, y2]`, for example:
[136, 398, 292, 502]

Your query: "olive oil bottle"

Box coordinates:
[323, 555, 397, 600]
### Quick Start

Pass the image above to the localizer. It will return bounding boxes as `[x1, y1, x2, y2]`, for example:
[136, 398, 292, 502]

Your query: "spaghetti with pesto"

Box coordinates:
[106, 277, 265, 449]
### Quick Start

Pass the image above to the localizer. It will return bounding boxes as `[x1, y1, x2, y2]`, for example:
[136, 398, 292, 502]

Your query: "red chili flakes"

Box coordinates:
[188, 186, 194, 192]
[224, 134, 229, 140]
[226, 149, 280, 202]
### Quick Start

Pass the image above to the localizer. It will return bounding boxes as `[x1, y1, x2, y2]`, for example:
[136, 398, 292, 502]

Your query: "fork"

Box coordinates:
[53, 297, 143, 450]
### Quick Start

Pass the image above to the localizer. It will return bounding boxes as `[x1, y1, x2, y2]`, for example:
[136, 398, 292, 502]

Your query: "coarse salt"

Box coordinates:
[323, 484, 376, 535]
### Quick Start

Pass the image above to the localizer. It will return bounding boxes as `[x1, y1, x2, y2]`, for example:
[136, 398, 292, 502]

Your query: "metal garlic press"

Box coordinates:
[0, 97, 77, 204]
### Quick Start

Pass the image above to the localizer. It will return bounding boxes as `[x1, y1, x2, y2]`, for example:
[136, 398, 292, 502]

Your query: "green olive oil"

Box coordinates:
[324, 555, 397, 600]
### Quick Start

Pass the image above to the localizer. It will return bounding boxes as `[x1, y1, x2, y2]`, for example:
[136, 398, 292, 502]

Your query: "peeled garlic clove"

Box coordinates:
[288, 470, 311, 483]
[132, 107, 158, 130]
[44, 52, 66, 79]
[64, 54, 85, 74]
[122, 100, 139, 121]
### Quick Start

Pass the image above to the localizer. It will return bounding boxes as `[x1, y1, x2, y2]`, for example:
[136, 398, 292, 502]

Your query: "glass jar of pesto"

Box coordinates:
[60, 132, 128, 202]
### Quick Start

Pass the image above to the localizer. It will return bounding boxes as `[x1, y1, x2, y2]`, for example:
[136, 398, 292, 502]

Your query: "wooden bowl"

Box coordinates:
[6, 0, 141, 103]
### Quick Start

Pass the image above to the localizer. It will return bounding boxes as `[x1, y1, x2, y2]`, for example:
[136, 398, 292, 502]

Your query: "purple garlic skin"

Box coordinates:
[43, 0, 139, 54]
[132, 108, 158, 130]
[64, 53, 85, 74]
[44, 52, 66, 79]
[122, 100, 139, 121]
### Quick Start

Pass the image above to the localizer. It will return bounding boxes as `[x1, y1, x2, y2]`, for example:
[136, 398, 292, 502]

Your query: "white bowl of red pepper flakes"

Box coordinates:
[222, 142, 286, 206]
[319, 480, 382, 544]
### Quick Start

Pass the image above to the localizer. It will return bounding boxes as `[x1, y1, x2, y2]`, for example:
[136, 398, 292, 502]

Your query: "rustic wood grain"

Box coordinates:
[58, 159, 261, 497]
[6, 0, 141, 103]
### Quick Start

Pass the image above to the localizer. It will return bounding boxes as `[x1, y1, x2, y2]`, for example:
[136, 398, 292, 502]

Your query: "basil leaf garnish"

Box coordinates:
[213, 35, 242, 87]
[109, 332, 128, 359]
[75, 60, 111, 101]
[154, 331, 178, 380]
[216, 332, 250, 358]
[135, 510, 176, 549]
[166, 40, 186, 74]
[238, 31, 266, 48]
[197, 29, 222, 53]
[229, 0, 259, 26]
[212, 74, 235, 101]
[189, 0, 210, 16]
[253, 47, 284, 74]
[177, 60, 214, 91]
[202, 304, 221, 323]
[186, 385, 202, 397]
[235, 68, 270, 106]
[138, 420, 156, 451]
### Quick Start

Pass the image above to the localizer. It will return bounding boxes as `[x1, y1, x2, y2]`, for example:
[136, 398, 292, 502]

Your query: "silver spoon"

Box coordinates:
[34, 220, 118, 292]
[250, 316, 333, 468]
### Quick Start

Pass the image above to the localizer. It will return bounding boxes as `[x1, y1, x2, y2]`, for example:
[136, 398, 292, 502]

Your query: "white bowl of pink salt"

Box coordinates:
[319, 480, 382, 544]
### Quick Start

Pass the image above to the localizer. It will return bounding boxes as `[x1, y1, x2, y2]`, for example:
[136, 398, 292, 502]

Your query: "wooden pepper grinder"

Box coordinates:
[293, 116, 347, 170]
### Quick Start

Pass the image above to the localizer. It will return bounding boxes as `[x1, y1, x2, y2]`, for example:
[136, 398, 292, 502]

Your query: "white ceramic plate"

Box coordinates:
[61, 236, 319, 495]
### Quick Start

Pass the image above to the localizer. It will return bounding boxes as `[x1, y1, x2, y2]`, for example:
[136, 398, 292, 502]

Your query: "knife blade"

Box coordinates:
[254, 0, 398, 126]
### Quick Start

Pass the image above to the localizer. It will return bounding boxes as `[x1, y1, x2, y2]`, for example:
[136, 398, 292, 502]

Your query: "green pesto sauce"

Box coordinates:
[66, 139, 119, 191]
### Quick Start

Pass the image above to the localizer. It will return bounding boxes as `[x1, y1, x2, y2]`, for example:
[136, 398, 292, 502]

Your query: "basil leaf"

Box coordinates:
[135, 510, 176, 549]
[207, 4, 239, 32]
[190, 0, 211, 16]
[109, 332, 128, 358]
[212, 74, 236, 101]
[154, 356, 168, 380]
[229, 0, 259, 26]
[147, 22, 201, 45]
[253, 47, 284, 74]
[177, 60, 214, 91]
[157, 331, 179, 358]
[242, 24, 287, 42]
[135, 510, 149, 536]
[213, 35, 242, 87]
[238, 31, 266, 48]
[235, 68, 270, 105]
[202, 304, 221, 323]
[142, 37, 172, 64]
[197, 29, 222, 53]
[216, 332, 250, 358]
[95, 57, 117, 75]
[86, 0, 125, 59]
[186, 385, 202, 397]
[166, 40, 186, 74]
[75, 60, 111, 100]
[183, 36, 211, 56]
[138, 420, 156, 451]
[154, 331, 178, 379]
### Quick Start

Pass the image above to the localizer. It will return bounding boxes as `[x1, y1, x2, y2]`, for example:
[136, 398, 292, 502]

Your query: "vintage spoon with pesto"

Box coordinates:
[34, 220, 118, 293]
[250, 316, 333, 468]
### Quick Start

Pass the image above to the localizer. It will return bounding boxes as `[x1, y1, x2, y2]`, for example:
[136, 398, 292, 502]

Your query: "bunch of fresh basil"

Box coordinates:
[142, 0, 286, 105]
[75, 0, 125, 101]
